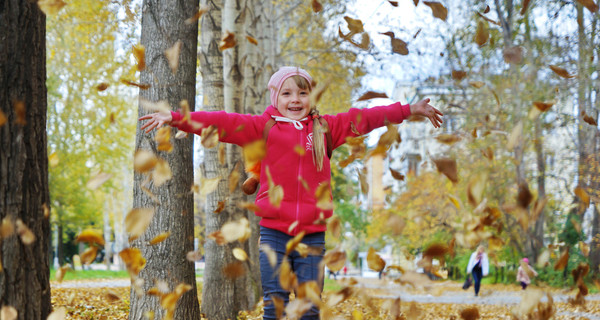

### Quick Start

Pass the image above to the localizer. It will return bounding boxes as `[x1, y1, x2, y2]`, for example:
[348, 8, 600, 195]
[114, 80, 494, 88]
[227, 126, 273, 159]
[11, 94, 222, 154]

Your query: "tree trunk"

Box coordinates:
[531, 120, 546, 262]
[129, 0, 201, 318]
[0, 1, 51, 319]
[590, 15, 600, 277]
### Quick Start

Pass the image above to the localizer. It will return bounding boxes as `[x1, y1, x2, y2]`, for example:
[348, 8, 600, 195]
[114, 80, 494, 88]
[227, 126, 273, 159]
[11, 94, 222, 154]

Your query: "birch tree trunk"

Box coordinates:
[129, 0, 201, 318]
[0, 1, 51, 318]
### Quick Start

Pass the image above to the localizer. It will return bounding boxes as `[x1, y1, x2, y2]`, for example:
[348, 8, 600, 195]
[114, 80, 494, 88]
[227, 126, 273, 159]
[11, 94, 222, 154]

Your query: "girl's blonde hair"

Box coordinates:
[290, 75, 326, 171]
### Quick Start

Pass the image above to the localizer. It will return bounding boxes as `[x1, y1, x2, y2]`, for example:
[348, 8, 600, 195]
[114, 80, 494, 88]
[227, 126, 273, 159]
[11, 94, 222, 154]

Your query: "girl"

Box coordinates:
[466, 245, 489, 297]
[517, 257, 537, 290]
[140, 66, 443, 319]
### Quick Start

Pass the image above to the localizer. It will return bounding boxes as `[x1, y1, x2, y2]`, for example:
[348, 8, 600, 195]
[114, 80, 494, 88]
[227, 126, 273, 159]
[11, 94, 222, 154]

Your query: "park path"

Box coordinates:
[51, 277, 600, 319]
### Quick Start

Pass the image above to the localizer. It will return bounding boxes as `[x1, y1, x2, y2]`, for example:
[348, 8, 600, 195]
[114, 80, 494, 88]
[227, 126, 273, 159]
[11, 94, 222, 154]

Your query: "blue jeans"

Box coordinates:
[472, 265, 483, 296]
[259, 226, 325, 320]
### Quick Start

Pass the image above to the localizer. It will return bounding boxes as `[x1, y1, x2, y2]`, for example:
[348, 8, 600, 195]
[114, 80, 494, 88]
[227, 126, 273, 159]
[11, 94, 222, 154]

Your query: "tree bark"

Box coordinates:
[0, 1, 51, 319]
[129, 0, 201, 318]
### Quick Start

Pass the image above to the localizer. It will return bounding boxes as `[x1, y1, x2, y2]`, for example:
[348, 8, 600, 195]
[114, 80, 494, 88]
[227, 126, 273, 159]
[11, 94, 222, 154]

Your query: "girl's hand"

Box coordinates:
[410, 98, 443, 128]
[139, 111, 173, 133]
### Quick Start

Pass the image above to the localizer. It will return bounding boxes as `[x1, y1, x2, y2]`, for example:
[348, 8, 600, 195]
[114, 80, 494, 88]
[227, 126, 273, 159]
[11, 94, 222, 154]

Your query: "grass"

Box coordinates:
[50, 268, 129, 281]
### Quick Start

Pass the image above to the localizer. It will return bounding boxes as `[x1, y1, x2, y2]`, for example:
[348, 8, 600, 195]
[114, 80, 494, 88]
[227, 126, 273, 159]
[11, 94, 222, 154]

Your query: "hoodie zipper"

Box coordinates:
[295, 127, 302, 235]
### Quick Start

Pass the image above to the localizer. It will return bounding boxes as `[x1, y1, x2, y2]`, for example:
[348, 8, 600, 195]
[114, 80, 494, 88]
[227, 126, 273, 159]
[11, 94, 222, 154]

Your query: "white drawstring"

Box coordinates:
[271, 116, 307, 130]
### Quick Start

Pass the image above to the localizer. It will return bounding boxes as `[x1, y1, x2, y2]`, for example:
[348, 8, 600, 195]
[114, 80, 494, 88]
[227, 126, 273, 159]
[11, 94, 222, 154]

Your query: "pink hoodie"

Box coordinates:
[171, 102, 411, 235]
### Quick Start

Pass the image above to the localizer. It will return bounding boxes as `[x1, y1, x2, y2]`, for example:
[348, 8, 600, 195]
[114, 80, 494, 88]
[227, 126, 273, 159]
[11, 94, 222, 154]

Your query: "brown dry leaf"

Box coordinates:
[279, 258, 298, 291]
[533, 101, 554, 112]
[480, 147, 494, 161]
[537, 250, 550, 268]
[13, 101, 26, 125]
[208, 230, 226, 245]
[15, 219, 35, 245]
[517, 182, 533, 209]
[285, 298, 312, 320]
[577, 0, 599, 13]
[266, 167, 284, 208]
[86, 172, 112, 190]
[199, 177, 221, 197]
[531, 197, 547, 222]
[582, 111, 598, 126]
[219, 31, 236, 51]
[271, 295, 284, 319]
[0, 110, 6, 127]
[149, 232, 170, 245]
[104, 291, 121, 303]
[574, 186, 590, 208]
[322, 249, 347, 272]
[164, 40, 182, 74]
[228, 162, 241, 194]
[514, 288, 544, 316]
[221, 217, 251, 243]
[327, 215, 341, 238]
[579, 241, 590, 257]
[152, 158, 172, 187]
[343, 16, 364, 34]
[389, 168, 404, 181]
[506, 121, 523, 151]
[120, 79, 151, 89]
[433, 157, 458, 183]
[549, 65, 575, 78]
[469, 81, 485, 88]
[451, 70, 468, 80]
[357, 168, 369, 196]
[38, 0, 66, 15]
[357, 91, 389, 101]
[185, 5, 209, 25]
[327, 287, 354, 307]
[55, 265, 70, 282]
[76, 229, 105, 246]
[367, 247, 385, 272]
[459, 306, 480, 320]
[310, 80, 329, 108]
[285, 231, 306, 255]
[423, 243, 449, 259]
[503, 46, 524, 64]
[0, 218, 14, 239]
[233, 248, 249, 261]
[423, 1, 448, 21]
[80, 246, 98, 265]
[46, 307, 67, 320]
[134, 150, 158, 173]
[488, 235, 504, 251]
[132, 44, 146, 71]
[435, 133, 461, 145]
[476, 12, 500, 25]
[96, 82, 109, 91]
[554, 249, 569, 270]
[186, 250, 203, 262]
[119, 247, 146, 276]
[391, 37, 408, 55]
[297, 281, 322, 307]
[245, 35, 258, 45]
[260, 244, 278, 268]
[474, 21, 489, 47]
[520, 0, 531, 14]
[237, 201, 262, 213]
[125, 208, 154, 241]
[1, 306, 17, 320]
[467, 173, 487, 207]
[311, 0, 323, 12]
[201, 125, 219, 148]
[315, 182, 333, 210]
[388, 1, 399, 6]
[295, 243, 322, 258]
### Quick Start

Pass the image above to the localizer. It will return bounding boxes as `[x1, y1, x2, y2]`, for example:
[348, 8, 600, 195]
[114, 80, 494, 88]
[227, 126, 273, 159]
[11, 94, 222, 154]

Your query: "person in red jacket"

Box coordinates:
[140, 66, 443, 319]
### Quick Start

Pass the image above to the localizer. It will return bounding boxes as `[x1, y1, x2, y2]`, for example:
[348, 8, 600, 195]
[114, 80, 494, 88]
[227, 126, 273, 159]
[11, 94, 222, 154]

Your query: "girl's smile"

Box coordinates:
[276, 78, 311, 120]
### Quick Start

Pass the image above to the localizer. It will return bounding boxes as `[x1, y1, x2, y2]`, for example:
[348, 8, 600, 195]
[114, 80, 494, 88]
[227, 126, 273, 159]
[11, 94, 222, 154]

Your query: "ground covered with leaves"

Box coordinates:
[51, 279, 600, 320]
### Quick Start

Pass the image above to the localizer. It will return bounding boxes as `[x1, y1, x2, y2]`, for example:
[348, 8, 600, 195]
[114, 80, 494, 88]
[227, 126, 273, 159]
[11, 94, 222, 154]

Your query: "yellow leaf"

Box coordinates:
[315, 182, 333, 210]
[506, 121, 523, 151]
[322, 249, 347, 272]
[125, 208, 154, 241]
[260, 244, 278, 268]
[201, 125, 219, 148]
[447, 194, 460, 209]
[266, 167, 284, 208]
[76, 229, 105, 246]
[164, 40, 182, 74]
[185, 5, 210, 25]
[279, 258, 298, 291]
[15, 219, 35, 245]
[55, 265, 70, 283]
[233, 248, 248, 261]
[223, 261, 245, 279]
[554, 249, 569, 271]
[155, 127, 173, 152]
[221, 218, 251, 243]
[38, 0, 66, 15]
[285, 231, 306, 255]
[467, 173, 487, 207]
[134, 150, 158, 173]
[549, 65, 576, 78]
[474, 21, 489, 47]
[327, 215, 341, 238]
[0, 218, 14, 239]
[389, 168, 405, 181]
[119, 247, 146, 276]
[0, 110, 6, 127]
[574, 186, 590, 208]
[469, 81, 485, 88]
[104, 291, 121, 303]
[149, 232, 170, 245]
[1, 306, 17, 320]
[80, 246, 98, 265]
[152, 158, 172, 187]
[503, 46, 524, 64]
[423, 243, 449, 259]
[86, 172, 112, 190]
[132, 44, 146, 71]
[139, 99, 171, 113]
[245, 35, 258, 45]
[199, 177, 220, 197]
[367, 247, 385, 272]
[343, 16, 364, 34]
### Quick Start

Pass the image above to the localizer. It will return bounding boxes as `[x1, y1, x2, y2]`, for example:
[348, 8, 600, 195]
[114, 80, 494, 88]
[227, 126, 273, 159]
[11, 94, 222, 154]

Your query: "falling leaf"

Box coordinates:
[286, 231, 306, 255]
[13, 101, 26, 125]
[279, 258, 298, 291]
[474, 21, 489, 47]
[228, 165, 241, 194]
[405, 301, 422, 320]
[531, 197, 547, 222]
[149, 232, 170, 245]
[447, 194, 460, 209]
[80, 246, 99, 265]
[311, 0, 323, 12]
[155, 127, 173, 153]
[152, 158, 172, 187]
[327, 287, 354, 307]
[125, 208, 154, 241]
[46, 307, 67, 320]
[272, 295, 284, 320]
[520, 0, 531, 14]
[423, 2, 448, 21]
[266, 167, 284, 208]
[297, 281, 322, 307]
[185, 5, 209, 24]
[199, 177, 220, 197]
[96, 83, 109, 91]
[120, 79, 151, 90]
[459, 306, 480, 320]
[55, 265, 69, 282]
[388, 1, 399, 6]
[577, 0, 599, 13]
[327, 215, 341, 238]
[119, 248, 146, 276]
[390, 37, 408, 55]
[219, 31, 236, 51]
[237, 201, 262, 213]
[260, 244, 278, 268]
[483, 5, 491, 13]
[161, 40, 183, 75]
[451, 70, 467, 80]
[467, 173, 487, 207]
[0, 306, 17, 320]
[503, 46, 523, 64]
[357, 91, 389, 101]
[517, 182, 533, 209]
[233, 248, 248, 261]
[579, 241, 590, 257]
[469, 81, 485, 88]
[357, 168, 369, 195]
[0, 218, 14, 239]
[367, 247, 385, 272]
[315, 182, 333, 210]
[582, 111, 597, 126]
[132, 44, 146, 71]
[38, 0, 66, 15]
[574, 186, 590, 208]
[288, 221, 299, 234]
[186, 250, 203, 261]
[433, 157, 458, 183]
[532, 101, 554, 113]
[549, 65, 575, 78]
[389, 168, 404, 181]
[435, 133, 461, 145]
[201, 125, 219, 148]
[86, 172, 112, 190]
[76, 229, 105, 246]
[343, 16, 364, 34]
[104, 291, 121, 303]
[0, 110, 6, 127]
[554, 249, 569, 270]
[506, 121, 523, 151]
[285, 298, 313, 320]
[15, 219, 35, 245]
[139, 98, 171, 113]
[323, 249, 347, 272]
[221, 218, 251, 243]
[423, 243, 449, 259]
[537, 250, 550, 268]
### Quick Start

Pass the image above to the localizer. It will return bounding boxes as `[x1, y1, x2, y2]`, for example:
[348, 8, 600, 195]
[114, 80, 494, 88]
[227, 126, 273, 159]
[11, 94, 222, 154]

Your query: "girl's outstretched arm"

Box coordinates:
[409, 98, 443, 128]
[139, 111, 173, 133]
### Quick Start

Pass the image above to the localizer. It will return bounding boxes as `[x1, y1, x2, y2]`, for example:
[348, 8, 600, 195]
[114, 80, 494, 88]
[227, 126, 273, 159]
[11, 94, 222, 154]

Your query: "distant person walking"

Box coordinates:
[517, 258, 538, 290]
[466, 245, 489, 297]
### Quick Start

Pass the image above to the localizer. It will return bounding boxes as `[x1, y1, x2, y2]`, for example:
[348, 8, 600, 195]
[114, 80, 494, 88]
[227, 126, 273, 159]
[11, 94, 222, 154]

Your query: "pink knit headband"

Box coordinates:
[268, 66, 313, 110]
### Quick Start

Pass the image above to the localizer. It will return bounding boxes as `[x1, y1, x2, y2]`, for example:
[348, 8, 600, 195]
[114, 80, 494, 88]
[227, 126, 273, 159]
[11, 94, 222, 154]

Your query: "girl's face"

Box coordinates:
[277, 77, 310, 120]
